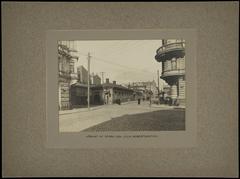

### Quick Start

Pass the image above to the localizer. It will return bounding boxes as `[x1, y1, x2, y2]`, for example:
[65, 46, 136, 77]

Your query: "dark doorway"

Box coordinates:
[93, 94, 101, 104]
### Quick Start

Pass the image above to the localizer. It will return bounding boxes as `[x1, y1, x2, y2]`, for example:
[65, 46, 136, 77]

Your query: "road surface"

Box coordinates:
[59, 101, 185, 132]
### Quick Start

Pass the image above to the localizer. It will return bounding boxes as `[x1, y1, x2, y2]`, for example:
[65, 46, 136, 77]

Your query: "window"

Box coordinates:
[58, 60, 62, 71]
[165, 60, 171, 71]
[69, 64, 74, 73]
[179, 57, 185, 69]
[171, 58, 177, 70]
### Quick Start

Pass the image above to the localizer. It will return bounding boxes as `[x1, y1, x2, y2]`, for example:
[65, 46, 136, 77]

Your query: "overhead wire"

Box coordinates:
[77, 51, 157, 76]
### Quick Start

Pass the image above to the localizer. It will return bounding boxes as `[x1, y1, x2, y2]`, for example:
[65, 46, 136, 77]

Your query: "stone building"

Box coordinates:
[70, 83, 89, 107]
[155, 39, 185, 106]
[70, 82, 103, 108]
[102, 79, 134, 105]
[70, 78, 134, 108]
[58, 41, 78, 110]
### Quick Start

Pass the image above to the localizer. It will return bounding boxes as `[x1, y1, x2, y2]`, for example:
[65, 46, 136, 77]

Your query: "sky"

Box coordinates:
[73, 40, 167, 89]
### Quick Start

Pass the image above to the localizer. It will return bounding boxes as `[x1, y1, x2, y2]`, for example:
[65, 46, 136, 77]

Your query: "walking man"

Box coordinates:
[138, 98, 141, 105]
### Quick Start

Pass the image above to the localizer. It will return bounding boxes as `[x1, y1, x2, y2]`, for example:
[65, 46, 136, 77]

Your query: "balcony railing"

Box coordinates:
[70, 72, 78, 79]
[157, 42, 185, 55]
[161, 68, 185, 78]
[59, 70, 71, 77]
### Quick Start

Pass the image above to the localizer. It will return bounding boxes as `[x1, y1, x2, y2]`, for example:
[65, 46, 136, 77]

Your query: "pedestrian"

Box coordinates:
[138, 98, 141, 105]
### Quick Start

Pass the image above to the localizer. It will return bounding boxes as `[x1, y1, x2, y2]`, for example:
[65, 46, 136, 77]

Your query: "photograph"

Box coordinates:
[58, 39, 186, 132]
[3, 2, 238, 177]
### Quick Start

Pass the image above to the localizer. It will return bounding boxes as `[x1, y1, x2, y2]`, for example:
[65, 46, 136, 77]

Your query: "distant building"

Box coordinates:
[102, 79, 134, 105]
[77, 65, 88, 84]
[155, 39, 185, 106]
[128, 80, 159, 100]
[92, 73, 101, 85]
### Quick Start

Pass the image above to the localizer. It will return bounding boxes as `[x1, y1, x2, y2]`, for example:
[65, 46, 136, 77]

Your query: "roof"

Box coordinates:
[72, 82, 134, 92]
[71, 83, 88, 88]
[101, 83, 133, 91]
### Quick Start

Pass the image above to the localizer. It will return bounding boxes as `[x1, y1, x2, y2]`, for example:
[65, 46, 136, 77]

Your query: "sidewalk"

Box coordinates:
[150, 104, 175, 109]
[173, 105, 185, 109]
[59, 100, 138, 115]
[121, 100, 138, 105]
[137, 102, 177, 109]
[59, 105, 105, 115]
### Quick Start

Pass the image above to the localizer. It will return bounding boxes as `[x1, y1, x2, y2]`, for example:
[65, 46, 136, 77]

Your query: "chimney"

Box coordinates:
[113, 81, 116, 85]
[106, 78, 109, 84]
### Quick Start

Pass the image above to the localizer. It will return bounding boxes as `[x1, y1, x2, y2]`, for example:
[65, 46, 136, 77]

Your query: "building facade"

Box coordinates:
[77, 65, 88, 84]
[155, 39, 185, 106]
[162, 85, 171, 98]
[58, 41, 78, 110]
[70, 83, 104, 108]
[92, 74, 101, 85]
[128, 81, 159, 100]
[70, 78, 134, 108]
[102, 79, 134, 105]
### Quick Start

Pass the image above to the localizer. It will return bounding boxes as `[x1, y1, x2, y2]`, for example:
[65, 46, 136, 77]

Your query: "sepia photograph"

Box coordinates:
[3, 1, 238, 177]
[3, 2, 238, 177]
[58, 39, 186, 132]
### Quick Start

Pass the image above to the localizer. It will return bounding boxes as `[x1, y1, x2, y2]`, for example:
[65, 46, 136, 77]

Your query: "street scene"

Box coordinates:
[58, 39, 186, 132]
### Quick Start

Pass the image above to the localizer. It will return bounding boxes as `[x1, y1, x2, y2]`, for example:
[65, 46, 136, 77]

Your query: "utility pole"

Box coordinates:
[149, 82, 152, 107]
[87, 52, 91, 110]
[157, 70, 160, 96]
[99, 72, 105, 84]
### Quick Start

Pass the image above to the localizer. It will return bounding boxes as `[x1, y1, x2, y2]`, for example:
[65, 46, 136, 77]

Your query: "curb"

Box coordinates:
[59, 105, 105, 115]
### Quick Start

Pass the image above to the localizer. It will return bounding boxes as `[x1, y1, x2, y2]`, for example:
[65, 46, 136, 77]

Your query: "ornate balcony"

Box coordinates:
[69, 51, 79, 60]
[155, 42, 185, 62]
[59, 70, 71, 78]
[70, 72, 78, 80]
[161, 68, 185, 80]
[58, 44, 79, 60]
